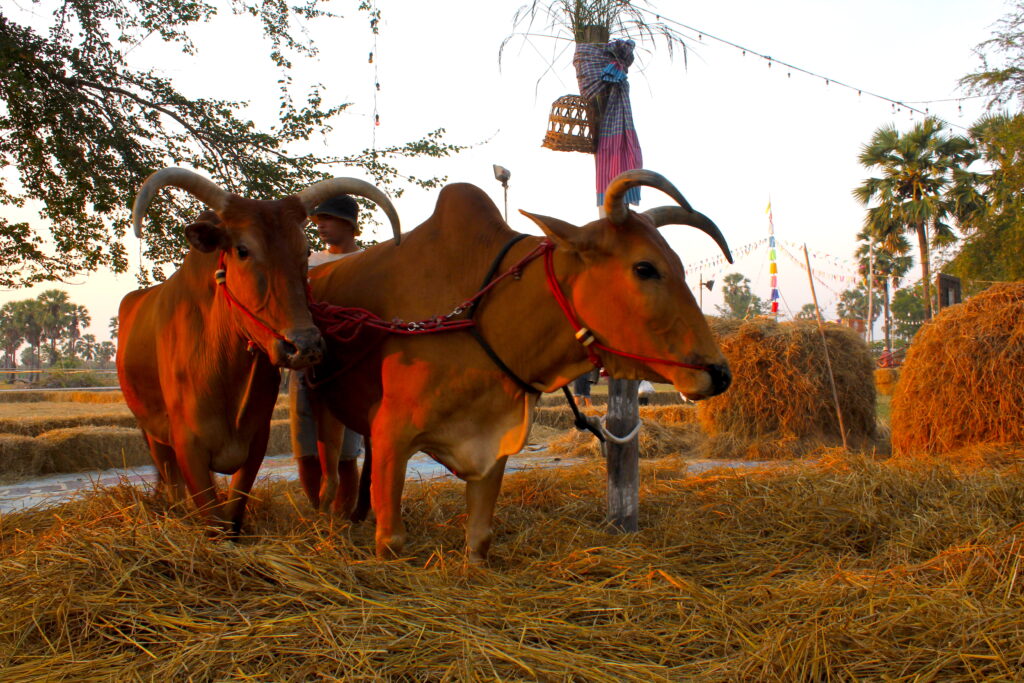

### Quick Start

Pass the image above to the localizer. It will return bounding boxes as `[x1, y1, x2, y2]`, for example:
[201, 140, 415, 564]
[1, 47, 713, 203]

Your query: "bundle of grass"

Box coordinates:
[32, 426, 150, 474]
[874, 367, 899, 396]
[548, 419, 704, 459]
[4, 454, 1024, 679]
[698, 318, 876, 459]
[0, 435, 40, 481]
[891, 282, 1024, 456]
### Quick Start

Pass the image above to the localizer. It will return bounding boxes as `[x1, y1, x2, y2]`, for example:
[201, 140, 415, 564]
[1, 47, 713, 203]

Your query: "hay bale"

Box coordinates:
[891, 283, 1024, 455]
[32, 426, 150, 474]
[0, 390, 124, 404]
[549, 420, 704, 459]
[698, 318, 876, 458]
[874, 367, 899, 396]
[0, 435, 41, 480]
[0, 412, 138, 437]
[267, 419, 292, 456]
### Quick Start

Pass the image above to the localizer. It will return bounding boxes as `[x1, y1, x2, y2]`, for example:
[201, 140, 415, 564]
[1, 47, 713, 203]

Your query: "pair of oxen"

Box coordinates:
[117, 167, 734, 563]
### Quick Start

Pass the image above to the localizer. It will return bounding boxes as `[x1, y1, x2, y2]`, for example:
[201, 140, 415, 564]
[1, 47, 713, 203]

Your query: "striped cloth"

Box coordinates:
[574, 39, 643, 206]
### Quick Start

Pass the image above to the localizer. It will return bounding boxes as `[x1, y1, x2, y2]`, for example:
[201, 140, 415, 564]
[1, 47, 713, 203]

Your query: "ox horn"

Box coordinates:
[296, 178, 402, 245]
[132, 168, 230, 238]
[602, 169, 702, 225]
[644, 206, 734, 264]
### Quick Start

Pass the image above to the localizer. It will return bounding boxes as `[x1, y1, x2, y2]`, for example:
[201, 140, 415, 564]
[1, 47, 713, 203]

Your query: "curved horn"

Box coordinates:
[644, 206, 734, 264]
[132, 168, 230, 238]
[296, 178, 402, 245]
[602, 169, 696, 225]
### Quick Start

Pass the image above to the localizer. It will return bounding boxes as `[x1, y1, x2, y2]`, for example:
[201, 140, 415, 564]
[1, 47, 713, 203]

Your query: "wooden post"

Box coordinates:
[803, 244, 849, 450]
[605, 378, 640, 532]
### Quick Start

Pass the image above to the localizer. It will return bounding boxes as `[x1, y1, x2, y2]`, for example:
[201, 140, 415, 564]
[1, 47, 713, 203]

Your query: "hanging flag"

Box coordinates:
[574, 39, 643, 206]
[767, 197, 779, 316]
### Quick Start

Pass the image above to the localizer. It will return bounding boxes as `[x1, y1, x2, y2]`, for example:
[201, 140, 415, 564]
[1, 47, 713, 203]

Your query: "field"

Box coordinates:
[1, 387, 1023, 679]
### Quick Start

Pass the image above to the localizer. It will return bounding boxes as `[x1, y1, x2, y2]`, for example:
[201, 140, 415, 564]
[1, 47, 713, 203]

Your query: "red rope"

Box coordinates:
[308, 237, 713, 375]
[308, 241, 553, 339]
[542, 246, 714, 371]
[216, 252, 288, 350]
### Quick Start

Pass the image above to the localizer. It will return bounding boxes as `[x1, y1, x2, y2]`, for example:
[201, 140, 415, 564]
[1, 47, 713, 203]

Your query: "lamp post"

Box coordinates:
[493, 165, 511, 221]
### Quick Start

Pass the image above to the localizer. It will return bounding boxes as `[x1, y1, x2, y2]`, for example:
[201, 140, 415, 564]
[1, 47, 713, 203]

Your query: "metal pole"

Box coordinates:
[804, 244, 849, 450]
[503, 182, 509, 222]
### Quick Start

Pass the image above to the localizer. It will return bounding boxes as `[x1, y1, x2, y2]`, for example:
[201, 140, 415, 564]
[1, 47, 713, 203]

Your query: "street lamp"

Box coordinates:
[493, 164, 511, 221]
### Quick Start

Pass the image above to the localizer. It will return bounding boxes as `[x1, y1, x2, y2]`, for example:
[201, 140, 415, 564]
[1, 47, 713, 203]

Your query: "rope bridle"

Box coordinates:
[541, 245, 717, 373]
[215, 251, 289, 355]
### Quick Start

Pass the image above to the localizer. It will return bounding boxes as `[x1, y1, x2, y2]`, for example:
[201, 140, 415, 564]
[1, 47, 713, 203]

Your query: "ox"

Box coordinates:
[302, 170, 732, 562]
[117, 168, 399, 532]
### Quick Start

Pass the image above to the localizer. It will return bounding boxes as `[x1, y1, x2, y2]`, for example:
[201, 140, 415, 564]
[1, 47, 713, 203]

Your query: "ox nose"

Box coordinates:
[705, 362, 731, 396]
[277, 327, 324, 369]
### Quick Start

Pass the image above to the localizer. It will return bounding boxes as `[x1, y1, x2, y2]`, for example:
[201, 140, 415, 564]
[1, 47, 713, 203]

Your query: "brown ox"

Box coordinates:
[303, 170, 732, 561]
[117, 168, 399, 532]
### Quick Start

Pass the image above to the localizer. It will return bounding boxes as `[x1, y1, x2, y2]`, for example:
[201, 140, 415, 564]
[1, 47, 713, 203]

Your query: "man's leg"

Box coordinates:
[288, 370, 322, 507]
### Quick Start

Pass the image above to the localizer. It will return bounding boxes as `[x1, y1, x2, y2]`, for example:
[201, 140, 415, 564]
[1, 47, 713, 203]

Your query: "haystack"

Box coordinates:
[891, 283, 1024, 455]
[698, 318, 876, 458]
[874, 367, 899, 396]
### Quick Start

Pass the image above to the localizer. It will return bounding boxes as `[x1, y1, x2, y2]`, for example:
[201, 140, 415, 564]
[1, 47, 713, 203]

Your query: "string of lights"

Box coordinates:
[636, 6, 973, 130]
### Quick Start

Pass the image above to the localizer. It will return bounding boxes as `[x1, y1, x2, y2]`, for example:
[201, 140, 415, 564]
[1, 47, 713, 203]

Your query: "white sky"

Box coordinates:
[0, 0, 1009, 341]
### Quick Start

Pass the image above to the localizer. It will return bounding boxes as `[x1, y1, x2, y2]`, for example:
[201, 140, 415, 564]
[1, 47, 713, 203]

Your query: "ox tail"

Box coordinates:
[351, 437, 372, 523]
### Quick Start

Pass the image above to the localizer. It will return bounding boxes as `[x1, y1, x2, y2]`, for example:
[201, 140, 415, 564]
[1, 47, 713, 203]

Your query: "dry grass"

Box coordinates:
[891, 283, 1024, 455]
[874, 367, 899, 397]
[0, 390, 124, 404]
[699, 317, 877, 459]
[0, 421, 294, 482]
[2, 454, 1024, 679]
[0, 401, 289, 437]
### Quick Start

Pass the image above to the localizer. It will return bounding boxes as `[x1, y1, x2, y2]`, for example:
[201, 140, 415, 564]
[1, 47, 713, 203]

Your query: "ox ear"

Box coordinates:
[519, 210, 588, 251]
[185, 219, 229, 253]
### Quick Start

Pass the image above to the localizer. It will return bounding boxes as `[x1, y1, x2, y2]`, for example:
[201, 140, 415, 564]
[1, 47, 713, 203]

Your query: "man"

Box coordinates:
[572, 367, 598, 408]
[290, 194, 365, 516]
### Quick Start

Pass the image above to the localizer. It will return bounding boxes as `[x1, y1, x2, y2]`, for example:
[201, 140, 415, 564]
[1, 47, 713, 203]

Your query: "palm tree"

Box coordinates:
[108, 316, 119, 341]
[96, 341, 116, 368]
[853, 118, 977, 320]
[11, 300, 45, 375]
[854, 230, 913, 355]
[65, 304, 91, 359]
[0, 302, 24, 380]
[77, 334, 97, 364]
[36, 289, 73, 366]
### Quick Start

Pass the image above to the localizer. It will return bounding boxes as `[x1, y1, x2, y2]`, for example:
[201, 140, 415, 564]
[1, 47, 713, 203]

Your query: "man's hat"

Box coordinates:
[311, 194, 359, 226]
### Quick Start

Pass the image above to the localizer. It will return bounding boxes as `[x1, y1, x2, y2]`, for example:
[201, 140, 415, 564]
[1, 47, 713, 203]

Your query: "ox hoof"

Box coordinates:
[375, 534, 406, 559]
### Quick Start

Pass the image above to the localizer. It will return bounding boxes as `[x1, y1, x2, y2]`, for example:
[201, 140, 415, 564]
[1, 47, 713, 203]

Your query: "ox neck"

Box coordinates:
[472, 238, 596, 394]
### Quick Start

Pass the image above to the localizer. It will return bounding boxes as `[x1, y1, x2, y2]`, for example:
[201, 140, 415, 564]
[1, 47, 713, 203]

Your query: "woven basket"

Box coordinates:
[541, 94, 596, 154]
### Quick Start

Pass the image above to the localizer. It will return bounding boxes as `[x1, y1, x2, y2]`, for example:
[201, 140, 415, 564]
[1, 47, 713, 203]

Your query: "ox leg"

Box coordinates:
[371, 440, 409, 558]
[174, 440, 226, 530]
[465, 457, 508, 564]
[314, 407, 346, 515]
[223, 421, 270, 537]
[331, 429, 363, 519]
[146, 433, 187, 504]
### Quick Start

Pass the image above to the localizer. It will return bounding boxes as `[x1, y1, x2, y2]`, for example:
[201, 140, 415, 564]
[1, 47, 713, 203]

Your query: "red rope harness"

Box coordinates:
[307, 240, 552, 340]
[541, 245, 715, 372]
[215, 251, 288, 353]
[307, 237, 714, 377]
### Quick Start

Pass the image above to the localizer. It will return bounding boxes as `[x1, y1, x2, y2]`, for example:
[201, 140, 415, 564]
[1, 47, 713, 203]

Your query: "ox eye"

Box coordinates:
[236, 245, 250, 260]
[633, 261, 661, 281]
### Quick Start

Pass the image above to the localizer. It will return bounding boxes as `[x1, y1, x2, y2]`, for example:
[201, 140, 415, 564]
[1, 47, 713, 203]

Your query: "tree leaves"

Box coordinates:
[0, 1, 465, 285]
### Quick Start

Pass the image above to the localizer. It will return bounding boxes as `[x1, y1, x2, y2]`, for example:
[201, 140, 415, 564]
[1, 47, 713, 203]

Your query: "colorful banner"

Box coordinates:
[767, 200, 779, 314]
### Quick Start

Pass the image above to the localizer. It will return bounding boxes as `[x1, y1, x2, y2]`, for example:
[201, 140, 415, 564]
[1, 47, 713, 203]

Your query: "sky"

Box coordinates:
[0, 0, 1011, 342]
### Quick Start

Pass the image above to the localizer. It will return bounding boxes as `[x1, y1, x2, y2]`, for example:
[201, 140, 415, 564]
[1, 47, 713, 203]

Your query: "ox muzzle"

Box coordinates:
[273, 327, 325, 369]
